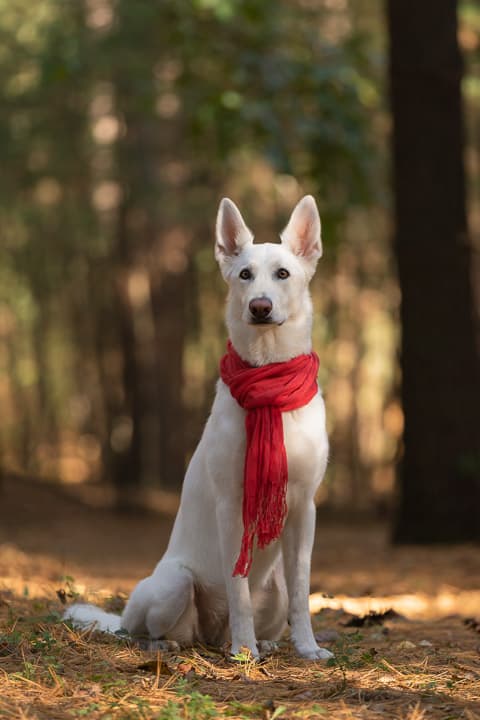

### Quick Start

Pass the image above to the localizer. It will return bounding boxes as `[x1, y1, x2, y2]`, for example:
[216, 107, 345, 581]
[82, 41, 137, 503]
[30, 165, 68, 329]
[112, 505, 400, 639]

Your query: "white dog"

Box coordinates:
[65, 195, 332, 661]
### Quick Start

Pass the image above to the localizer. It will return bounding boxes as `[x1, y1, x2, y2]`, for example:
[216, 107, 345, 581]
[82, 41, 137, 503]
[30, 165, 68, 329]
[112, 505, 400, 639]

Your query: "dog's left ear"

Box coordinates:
[215, 198, 253, 277]
[281, 195, 322, 274]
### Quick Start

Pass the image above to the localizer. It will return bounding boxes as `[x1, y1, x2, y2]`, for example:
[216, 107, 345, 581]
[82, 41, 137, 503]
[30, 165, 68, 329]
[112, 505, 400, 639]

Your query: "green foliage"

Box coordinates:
[0, 0, 376, 253]
[327, 631, 379, 672]
[157, 690, 217, 720]
[71, 704, 102, 717]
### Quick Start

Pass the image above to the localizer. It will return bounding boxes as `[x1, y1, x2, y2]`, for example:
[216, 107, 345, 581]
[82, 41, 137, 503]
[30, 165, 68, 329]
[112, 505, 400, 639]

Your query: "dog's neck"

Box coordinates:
[226, 310, 313, 367]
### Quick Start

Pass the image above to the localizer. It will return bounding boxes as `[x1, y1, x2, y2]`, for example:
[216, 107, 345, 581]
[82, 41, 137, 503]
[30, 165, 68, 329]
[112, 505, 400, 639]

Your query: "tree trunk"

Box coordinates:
[111, 201, 145, 508]
[150, 268, 188, 488]
[387, 0, 480, 542]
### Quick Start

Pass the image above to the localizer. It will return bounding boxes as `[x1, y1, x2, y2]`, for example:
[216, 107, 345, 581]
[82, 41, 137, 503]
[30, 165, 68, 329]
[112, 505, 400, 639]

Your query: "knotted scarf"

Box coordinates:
[220, 340, 320, 577]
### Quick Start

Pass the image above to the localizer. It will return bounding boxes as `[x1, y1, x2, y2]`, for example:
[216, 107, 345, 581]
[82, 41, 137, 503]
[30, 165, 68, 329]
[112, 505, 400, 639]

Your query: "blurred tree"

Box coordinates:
[388, 0, 480, 541]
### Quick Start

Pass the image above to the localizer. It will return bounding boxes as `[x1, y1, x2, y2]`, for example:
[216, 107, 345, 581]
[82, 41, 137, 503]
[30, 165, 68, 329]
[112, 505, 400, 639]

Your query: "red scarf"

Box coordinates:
[220, 340, 320, 577]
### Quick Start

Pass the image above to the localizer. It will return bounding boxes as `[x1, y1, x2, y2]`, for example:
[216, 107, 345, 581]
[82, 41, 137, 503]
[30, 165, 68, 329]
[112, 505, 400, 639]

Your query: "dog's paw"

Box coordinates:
[297, 645, 334, 661]
[257, 640, 279, 657]
[134, 638, 180, 652]
[230, 643, 260, 662]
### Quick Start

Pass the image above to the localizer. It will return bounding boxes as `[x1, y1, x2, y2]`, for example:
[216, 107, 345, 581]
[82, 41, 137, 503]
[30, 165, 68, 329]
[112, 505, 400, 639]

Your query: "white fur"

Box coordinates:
[64, 195, 333, 661]
[65, 604, 122, 634]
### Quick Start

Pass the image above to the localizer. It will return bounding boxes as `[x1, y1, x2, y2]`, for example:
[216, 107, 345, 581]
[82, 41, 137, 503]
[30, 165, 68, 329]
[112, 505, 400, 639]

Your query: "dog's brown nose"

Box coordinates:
[249, 297, 273, 321]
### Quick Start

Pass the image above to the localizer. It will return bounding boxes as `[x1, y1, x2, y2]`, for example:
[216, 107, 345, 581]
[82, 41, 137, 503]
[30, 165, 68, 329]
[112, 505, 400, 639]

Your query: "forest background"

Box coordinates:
[0, 0, 479, 529]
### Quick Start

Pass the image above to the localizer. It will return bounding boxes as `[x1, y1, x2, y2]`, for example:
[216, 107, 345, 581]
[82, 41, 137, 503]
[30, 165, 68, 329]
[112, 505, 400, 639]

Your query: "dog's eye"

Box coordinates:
[276, 268, 290, 279]
[239, 268, 252, 280]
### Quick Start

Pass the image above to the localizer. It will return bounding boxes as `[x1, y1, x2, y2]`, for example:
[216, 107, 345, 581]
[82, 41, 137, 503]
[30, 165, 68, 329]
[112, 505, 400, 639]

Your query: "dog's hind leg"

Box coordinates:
[122, 560, 198, 646]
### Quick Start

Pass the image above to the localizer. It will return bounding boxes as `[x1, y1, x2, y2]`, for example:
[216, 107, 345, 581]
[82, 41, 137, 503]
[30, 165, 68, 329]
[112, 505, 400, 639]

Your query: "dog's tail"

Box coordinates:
[63, 603, 123, 635]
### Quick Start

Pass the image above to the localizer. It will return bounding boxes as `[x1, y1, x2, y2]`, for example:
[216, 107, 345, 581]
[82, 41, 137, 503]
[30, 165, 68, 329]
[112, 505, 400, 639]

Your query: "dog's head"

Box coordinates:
[215, 195, 322, 329]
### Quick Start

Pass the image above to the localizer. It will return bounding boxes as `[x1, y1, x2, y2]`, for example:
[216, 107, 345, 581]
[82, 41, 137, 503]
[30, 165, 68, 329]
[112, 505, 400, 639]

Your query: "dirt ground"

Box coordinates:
[0, 475, 479, 719]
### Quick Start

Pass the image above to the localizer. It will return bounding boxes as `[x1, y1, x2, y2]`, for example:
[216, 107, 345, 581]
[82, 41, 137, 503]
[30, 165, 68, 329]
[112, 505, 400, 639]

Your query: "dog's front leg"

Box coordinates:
[216, 499, 259, 659]
[282, 501, 333, 661]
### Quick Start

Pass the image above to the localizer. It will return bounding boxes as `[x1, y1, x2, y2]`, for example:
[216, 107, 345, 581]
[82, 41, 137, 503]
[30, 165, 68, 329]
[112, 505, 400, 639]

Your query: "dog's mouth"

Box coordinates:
[248, 317, 285, 327]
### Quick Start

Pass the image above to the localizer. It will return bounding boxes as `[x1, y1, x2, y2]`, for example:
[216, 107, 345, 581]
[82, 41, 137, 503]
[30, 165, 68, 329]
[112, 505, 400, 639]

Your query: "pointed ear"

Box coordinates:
[281, 195, 322, 270]
[215, 198, 253, 269]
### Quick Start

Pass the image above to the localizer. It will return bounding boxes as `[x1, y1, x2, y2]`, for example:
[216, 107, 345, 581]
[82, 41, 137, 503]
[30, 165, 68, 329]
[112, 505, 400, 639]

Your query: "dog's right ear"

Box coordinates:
[215, 198, 253, 275]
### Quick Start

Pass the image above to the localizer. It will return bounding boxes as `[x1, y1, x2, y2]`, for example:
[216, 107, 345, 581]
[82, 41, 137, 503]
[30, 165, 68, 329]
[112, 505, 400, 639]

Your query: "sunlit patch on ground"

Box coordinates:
[309, 590, 480, 620]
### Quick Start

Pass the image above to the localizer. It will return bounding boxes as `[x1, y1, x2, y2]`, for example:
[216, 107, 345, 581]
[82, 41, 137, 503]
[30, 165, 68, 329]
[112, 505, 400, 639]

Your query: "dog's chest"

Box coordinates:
[282, 395, 328, 497]
[207, 381, 328, 497]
